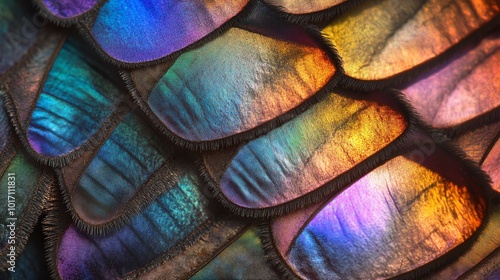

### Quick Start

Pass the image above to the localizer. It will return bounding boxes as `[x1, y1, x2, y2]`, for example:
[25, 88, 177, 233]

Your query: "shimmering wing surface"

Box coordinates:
[26, 36, 128, 162]
[426, 202, 500, 279]
[268, 146, 489, 279]
[128, 5, 336, 146]
[452, 120, 500, 193]
[0, 0, 498, 279]
[453, 121, 500, 162]
[322, 0, 500, 82]
[38, 0, 99, 19]
[0, 95, 52, 271]
[90, 0, 249, 63]
[204, 90, 408, 214]
[59, 109, 184, 232]
[403, 32, 500, 129]
[50, 159, 250, 279]
[0, 152, 52, 270]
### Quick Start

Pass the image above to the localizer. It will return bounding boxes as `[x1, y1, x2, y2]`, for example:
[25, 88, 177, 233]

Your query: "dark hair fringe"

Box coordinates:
[257, 136, 496, 279]
[42, 182, 75, 280]
[182, 221, 261, 279]
[262, 0, 366, 25]
[443, 108, 500, 139]
[0, 24, 66, 79]
[0, 161, 53, 271]
[478, 129, 500, 169]
[72, 0, 259, 68]
[197, 88, 424, 218]
[0, 136, 18, 175]
[120, 65, 343, 152]
[433, 128, 500, 202]
[395, 88, 499, 199]
[332, 16, 500, 92]
[30, 0, 109, 28]
[123, 218, 222, 279]
[4, 90, 131, 168]
[258, 221, 300, 280]
[53, 158, 196, 236]
[1, 30, 142, 168]
[2, 31, 65, 166]
[117, 17, 347, 152]
[259, 214, 494, 280]
[42, 176, 228, 279]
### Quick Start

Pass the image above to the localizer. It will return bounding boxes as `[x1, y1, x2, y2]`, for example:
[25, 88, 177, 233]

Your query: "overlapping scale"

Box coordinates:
[262, 0, 351, 14]
[204, 90, 408, 214]
[191, 227, 280, 280]
[1, 31, 125, 166]
[426, 203, 500, 279]
[38, 0, 99, 18]
[453, 121, 500, 163]
[0, 150, 52, 270]
[482, 139, 499, 192]
[452, 120, 500, 193]
[26, 36, 127, 161]
[269, 147, 488, 279]
[0, 96, 11, 154]
[128, 5, 336, 145]
[55, 161, 227, 279]
[403, 32, 500, 129]
[91, 0, 249, 63]
[459, 248, 500, 279]
[0, 226, 49, 278]
[3, 31, 64, 129]
[0, 0, 40, 75]
[136, 218, 250, 280]
[322, 0, 500, 82]
[59, 108, 180, 230]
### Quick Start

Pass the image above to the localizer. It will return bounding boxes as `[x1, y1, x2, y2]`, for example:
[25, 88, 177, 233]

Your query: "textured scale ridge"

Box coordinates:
[204, 90, 410, 215]
[266, 143, 491, 279]
[126, 3, 338, 147]
[27, 36, 125, 159]
[321, 0, 500, 85]
[0, 0, 498, 279]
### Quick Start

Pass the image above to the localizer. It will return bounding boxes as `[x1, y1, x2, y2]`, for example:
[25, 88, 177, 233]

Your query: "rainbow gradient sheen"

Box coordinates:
[147, 27, 335, 142]
[218, 91, 407, 209]
[403, 33, 500, 128]
[272, 152, 486, 279]
[70, 110, 169, 225]
[27, 38, 123, 158]
[91, 0, 248, 63]
[57, 171, 211, 279]
[322, 0, 500, 80]
[0, 0, 38, 75]
[482, 139, 500, 192]
[264, 0, 348, 14]
[431, 203, 500, 279]
[41, 0, 98, 18]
